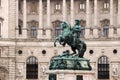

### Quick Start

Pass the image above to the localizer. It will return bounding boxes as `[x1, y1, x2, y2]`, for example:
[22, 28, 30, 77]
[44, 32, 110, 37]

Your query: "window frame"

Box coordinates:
[79, 2, 85, 10]
[30, 26, 37, 38]
[55, 3, 61, 10]
[98, 56, 109, 79]
[103, 0, 109, 9]
[103, 26, 109, 37]
[26, 56, 38, 79]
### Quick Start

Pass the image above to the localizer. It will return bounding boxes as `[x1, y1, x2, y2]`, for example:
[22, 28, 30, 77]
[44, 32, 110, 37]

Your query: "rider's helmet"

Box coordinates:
[75, 20, 80, 25]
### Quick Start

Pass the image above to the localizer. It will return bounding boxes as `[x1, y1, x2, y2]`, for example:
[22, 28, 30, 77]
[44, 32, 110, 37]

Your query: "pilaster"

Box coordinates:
[117, 0, 120, 37]
[109, 0, 114, 38]
[23, 0, 27, 38]
[46, 0, 52, 39]
[70, 0, 74, 26]
[93, 0, 98, 38]
[63, 0, 66, 21]
[85, 0, 90, 39]
[38, 0, 43, 39]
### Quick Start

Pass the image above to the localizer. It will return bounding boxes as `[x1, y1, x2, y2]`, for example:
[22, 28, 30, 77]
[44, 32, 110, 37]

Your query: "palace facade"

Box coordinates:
[0, 0, 120, 80]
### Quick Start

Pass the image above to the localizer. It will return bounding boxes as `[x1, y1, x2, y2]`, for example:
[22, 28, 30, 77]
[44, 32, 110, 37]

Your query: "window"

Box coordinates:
[79, 2, 85, 10]
[98, 56, 109, 79]
[80, 20, 86, 38]
[104, 0, 109, 9]
[18, 25, 22, 35]
[0, 23, 1, 37]
[31, 26, 37, 38]
[113, 27, 117, 34]
[26, 56, 38, 79]
[100, 19, 110, 37]
[55, 26, 61, 37]
[80, 27, 85, 38]
[52, 20, 61, 38]
[55, 3, 61, 10]
[103, 26, 109, 37]
[0, 0, 1, 7]
[77, 75, 83, 80]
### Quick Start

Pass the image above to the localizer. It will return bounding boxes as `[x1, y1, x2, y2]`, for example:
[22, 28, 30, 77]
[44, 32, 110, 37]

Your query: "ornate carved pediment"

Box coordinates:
[27, 20, 39, 27]
[100, 19, 110, 27]
[52, 20, 61, 27]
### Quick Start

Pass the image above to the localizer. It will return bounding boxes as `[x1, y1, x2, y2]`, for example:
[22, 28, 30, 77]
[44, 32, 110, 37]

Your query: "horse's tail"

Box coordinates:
[78, 41, 87, 58]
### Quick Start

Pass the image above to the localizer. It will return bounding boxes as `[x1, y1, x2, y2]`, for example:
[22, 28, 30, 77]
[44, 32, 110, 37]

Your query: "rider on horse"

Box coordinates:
[54, 20, 86, 58]
[71, 20, 82, 47]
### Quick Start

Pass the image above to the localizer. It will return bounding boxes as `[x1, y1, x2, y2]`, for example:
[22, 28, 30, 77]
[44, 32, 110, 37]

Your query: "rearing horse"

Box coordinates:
[54, 21, 87, 58]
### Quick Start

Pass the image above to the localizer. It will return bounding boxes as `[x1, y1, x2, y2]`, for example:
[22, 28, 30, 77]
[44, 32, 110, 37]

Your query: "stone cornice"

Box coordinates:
[0, 38, 119, 42]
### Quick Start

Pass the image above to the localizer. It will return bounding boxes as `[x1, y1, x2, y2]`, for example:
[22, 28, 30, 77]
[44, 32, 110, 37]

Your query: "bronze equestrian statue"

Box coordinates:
[54, 20, 87, 58]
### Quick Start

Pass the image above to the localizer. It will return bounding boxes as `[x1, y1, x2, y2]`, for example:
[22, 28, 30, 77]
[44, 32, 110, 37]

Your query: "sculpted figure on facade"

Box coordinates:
[16, 64, 24, 80]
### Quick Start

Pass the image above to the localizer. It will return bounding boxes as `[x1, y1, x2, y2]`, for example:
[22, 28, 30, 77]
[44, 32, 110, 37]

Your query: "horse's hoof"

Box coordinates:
[72, 53, 76, 55]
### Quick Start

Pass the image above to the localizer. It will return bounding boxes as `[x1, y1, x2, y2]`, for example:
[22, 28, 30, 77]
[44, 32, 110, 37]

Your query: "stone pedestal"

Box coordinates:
[46, 70, 96, 80]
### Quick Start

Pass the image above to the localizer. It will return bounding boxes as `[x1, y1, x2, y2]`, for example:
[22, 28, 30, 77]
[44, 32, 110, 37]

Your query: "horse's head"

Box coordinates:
[61, 21, 70, 30]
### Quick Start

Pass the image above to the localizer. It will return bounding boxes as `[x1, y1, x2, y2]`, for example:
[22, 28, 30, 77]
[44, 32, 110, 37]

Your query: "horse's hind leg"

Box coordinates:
[78, 43, 87, 58]
[71, 47, 76, 54]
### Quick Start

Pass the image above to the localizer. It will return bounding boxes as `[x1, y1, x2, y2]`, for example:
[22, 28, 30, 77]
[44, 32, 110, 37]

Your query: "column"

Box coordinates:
[63, 0, 66, 21]
[70, 0, 74, 26]
[23, 0, 27, 38]
[117, 0, 120, 37]
[85, 0, 90, 38]
[16, 0, 19, 38]
[38, 0, 43, 38]
[109, 0, 114, 38]
[94, 0, 97, 26]
[93, 0, 98, 38]
[46, 0, 51, 39]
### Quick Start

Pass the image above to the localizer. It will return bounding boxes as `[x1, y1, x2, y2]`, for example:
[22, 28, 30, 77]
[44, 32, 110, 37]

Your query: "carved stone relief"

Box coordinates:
[16, 63, 24, 80]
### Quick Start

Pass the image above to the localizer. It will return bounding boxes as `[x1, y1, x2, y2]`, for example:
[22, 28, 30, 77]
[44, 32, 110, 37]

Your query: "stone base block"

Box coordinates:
[46, 70, 96, 80]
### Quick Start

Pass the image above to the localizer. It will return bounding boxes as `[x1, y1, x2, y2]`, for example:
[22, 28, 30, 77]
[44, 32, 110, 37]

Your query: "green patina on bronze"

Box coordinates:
[54, 20, 86, 58]
[49, 50, 92, 70]
[50, 20, 92, 70]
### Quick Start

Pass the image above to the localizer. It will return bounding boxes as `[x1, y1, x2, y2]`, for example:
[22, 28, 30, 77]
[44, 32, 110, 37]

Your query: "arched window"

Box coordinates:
[26, 56, 38, 79]
[98, 56, 109, 79]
